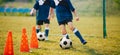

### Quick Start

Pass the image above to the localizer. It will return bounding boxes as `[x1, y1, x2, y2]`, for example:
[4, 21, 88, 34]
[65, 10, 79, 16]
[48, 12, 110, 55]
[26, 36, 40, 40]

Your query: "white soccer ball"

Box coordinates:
[59, 36, 72, 49]
[37, 32, 46, 41]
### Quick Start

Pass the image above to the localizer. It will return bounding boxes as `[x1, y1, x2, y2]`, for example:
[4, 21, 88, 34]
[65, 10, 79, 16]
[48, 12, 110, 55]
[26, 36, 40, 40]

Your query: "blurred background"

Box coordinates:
[0, 0, 120, 16]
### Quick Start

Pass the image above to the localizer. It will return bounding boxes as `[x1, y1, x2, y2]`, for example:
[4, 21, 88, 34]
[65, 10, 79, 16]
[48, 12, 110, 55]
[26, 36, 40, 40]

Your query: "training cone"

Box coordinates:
[30, 26, 39, 48]
[20, 28, 30, 52]
[4, 31, 14, 55]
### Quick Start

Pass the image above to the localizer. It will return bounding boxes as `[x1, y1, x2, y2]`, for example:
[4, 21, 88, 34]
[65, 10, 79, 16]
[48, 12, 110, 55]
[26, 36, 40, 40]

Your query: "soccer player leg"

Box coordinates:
[68, 22, 87, 45]
[44, 20, 50, 40]
[45, 24, 49, 40]
[36, 25, 41, 33]
[36, 20, 43, 33]
[60, 24, 69, 38]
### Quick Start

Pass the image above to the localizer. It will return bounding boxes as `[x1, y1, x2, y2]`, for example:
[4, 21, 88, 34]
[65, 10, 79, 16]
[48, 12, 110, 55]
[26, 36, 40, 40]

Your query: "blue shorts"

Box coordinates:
[36, 19, 50, 25]
[58, 19, 72, 25]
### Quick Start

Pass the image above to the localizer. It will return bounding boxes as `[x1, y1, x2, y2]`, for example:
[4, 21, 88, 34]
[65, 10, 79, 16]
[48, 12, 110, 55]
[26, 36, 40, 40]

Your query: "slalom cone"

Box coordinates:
[20, 28, 30, 52]
[30, 26, 39, 48]
[4, 31, 14, 55]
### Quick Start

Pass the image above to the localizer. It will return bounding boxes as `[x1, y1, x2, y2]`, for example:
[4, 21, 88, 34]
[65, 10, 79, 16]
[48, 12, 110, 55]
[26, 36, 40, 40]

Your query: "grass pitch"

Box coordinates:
[0, 16, 120, 55]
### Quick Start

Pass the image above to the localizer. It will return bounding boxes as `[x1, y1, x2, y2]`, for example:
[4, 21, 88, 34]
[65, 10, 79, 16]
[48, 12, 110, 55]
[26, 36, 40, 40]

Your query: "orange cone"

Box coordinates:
[30, 26, 39, 48]
[4, 31, 14, 55]
[20, 28, 30, 52]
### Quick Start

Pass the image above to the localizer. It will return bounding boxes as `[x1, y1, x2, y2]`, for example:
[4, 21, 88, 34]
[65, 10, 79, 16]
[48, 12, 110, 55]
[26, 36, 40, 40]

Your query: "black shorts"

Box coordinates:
[36, 19, 50, 25]
[58, 19, 72, 25]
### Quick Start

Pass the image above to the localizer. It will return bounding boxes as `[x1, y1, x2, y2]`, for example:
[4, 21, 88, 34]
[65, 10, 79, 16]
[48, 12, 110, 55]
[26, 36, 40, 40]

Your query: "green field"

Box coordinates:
[0, 16, 120, 55]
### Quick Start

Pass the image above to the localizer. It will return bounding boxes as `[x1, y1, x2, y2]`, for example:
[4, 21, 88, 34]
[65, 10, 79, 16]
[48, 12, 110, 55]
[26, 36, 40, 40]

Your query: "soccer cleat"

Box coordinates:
[82, 41, 87, 45]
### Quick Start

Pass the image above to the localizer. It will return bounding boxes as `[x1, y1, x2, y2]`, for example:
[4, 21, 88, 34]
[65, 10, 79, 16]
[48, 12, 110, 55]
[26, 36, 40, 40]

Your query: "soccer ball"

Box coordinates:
[59, 36, 72, 49]
[37, 32, 46, 41]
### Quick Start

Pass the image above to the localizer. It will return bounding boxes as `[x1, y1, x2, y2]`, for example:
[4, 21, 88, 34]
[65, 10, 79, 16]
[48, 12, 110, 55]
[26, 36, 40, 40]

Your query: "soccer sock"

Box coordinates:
[45, 27, 49, 37]
[36, 27, 41, 33]
[73, 28, 85, 43]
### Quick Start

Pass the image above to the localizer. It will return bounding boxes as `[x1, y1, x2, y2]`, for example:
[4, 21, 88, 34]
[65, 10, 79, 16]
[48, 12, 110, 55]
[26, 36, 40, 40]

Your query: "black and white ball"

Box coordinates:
[59, 36, 72, 49]
[37, 32, 46, 41]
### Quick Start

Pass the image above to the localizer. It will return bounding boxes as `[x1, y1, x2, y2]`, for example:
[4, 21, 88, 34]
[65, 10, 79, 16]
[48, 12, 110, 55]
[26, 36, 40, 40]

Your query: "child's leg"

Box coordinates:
[45, 24, 49, 39]
[73, 28, 87, 44]
[36, 25, 41, 33]
[60, 24, 70, 39]
[68, 22, 87, 45]
[44, 19, 50, 40]
[60, 24, 67, 35]
[36, 20, 43, 33]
